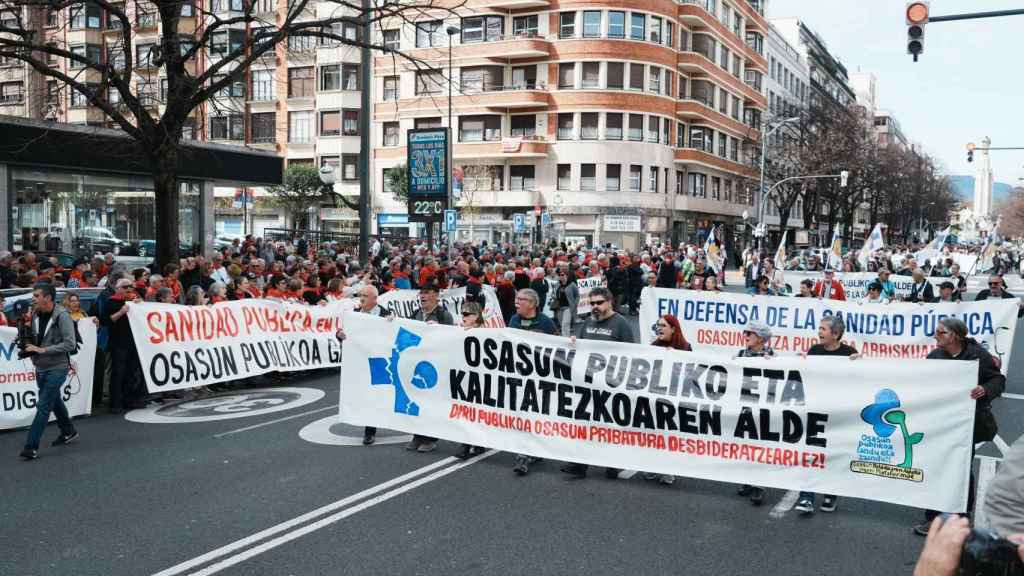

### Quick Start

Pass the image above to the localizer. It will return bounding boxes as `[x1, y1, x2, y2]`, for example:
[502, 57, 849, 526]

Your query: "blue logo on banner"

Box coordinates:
[368, 327, 438, 416]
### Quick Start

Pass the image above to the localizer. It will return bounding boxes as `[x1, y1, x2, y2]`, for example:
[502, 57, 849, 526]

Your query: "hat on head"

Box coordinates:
[745, 321, 772, 342]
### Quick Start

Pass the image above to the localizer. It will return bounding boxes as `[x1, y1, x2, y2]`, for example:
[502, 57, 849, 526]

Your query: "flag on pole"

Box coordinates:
[827, 226, 843, 270]
[858, 223, 885, 270]
[774, 229, 788, 270]
[704, 225, 727, 273]
[977, 236, 997, 273]
[914, 226, 951, 266]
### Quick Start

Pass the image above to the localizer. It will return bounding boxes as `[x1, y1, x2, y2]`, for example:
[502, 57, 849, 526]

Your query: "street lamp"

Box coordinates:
[757, 116, 800, 252]
[446, 25, 460, 254]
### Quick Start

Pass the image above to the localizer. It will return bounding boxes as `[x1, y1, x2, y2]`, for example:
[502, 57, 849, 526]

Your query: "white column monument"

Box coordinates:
[973, 136, 993, 218]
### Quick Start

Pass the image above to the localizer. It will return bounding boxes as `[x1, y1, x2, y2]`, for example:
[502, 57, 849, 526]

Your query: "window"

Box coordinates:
[416, 20, 442, 48]
[675, 170, 684, 194]
[711, 176, 721, 200]
[461, 65, 503, 92]
[462, 165, 503, 192]
[691, 79, 714, 107]
[676, 122, 685, 148]
[340, 64, 358, 90]
[383, 121, 399, 146]
[0, 81, 24, 103]
[647, 116, 659, 142]
[731, 95, 740, 120]
[630, 13, 644, 40]
[628, 165, 641, 192]
[628, 63, 643, 90]
[459, 115, 501, 141]
[254, 0, 274, 13]
[383, 76, 399, 100]
[510, 165, 536, 191]
[649, 16, 661, 43]
[732, 55, 741, 78]
[688, 172, 707, 197]
[288, 67, 314, 97]
[289, 111, 313, 143]
[461, 15, 503, 43]
[512, 15, 538, 37]
[579, 164, 596, 191]
[719, 45, 730, 70]
[606, 113, 623, 140]
[559, 12, 575, 38]
[557, 164, 571, 190]
[251, 112, 276, 143]
[666, 21, 674, 48]
[71, 44, 101, 69]
[107, 86, 121, 105]
[746, 31, 763, 55]
[583, 11, 601, 37]
[46, 81, 58, 105]
[628, 113, 643, 141]
[210, 115, 243, 140]
[606, 164, 620, 191]
[692, 34, 716, 61]
[717, 87, 727, 114]
[210, 29, 245, 57]
[679, 28, 689, 51]
[415, 117, 442, 129]
[717, 132, 726, 157]
[106, 45, 125, 70]
[663, 118, 670, 144]
[342, 109, 358, 135]
[318, 64, 340, 91]
[288, 34, 316, 52]
[608, 11, 625, 38]
[213, 73, 245, 97]
[69, 2, 101, 29]
[319, 110, 340, 136]
[70, 84, 97, 107]
[557, 113, 573, 140]
[724, 179, 733, 202]
[648, 67, 661, 93]
[415, 70, 443, 95]
[729, 136, 738, 161]
[510, 115, 536, 137]
[607, 62, 624, 89]
[511, 66, 537, 89]
[342, 155, 359, 181]
[581, 62, 599, 88]
[558, 63, 575, 89]
[383, 29, 400, 51]
[45, 6, 58, 26]
[689, 126, 713, 152]
[252, 70, 275, 101]
[580, 113, 598, 140]
[649, 167, 658, 193]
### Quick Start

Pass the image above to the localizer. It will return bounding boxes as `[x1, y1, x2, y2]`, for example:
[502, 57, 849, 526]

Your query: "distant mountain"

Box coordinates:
[949, 175, 1015, 203]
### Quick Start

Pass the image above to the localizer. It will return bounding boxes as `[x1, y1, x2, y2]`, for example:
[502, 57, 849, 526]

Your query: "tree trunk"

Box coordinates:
[152, 167, 180, 271]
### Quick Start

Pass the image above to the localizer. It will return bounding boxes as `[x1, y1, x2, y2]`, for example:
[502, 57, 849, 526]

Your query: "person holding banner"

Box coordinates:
[552, 270, 579, 337]
[747, 275, 775, 296]
[640, 314, 692, 486]
[406, 283, 454, 453]
[795, 316, 858, 515]
[975, 275, 1024, 318]
[19, 284, 80, 460]
[507, 289, 557, 475]
[916, 317, 1005, 536]
[763, 259, 786, 295]
[561, 287, 634, 480]
[875, 269, 897, 301]
[734, 321, 774, 505]
[907, 269, 936, 303]
[812, 270, 846, 301]
[455, 302, 488, 461]
[936, 282, 962, 303]
[795, 279, 814, 298]
[861, 283, 890, 305]
[336, 285, 393, 446]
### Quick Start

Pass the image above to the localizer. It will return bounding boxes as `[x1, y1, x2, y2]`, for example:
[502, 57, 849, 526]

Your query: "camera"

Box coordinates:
[961, 528, 1024, 576]
[13, 301, 35, 359]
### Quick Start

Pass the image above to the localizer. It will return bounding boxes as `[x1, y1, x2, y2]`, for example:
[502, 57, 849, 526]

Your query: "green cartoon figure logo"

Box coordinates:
[851, 389, 925, 482]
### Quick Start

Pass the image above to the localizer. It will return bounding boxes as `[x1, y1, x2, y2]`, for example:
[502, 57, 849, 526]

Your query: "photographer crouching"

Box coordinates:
[18, 283, 80, 461]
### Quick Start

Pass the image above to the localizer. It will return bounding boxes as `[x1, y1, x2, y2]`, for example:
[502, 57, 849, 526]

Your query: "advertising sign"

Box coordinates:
[407, 128, 449, 222]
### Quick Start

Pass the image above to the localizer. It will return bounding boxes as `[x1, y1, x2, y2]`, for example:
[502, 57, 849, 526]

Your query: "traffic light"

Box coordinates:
[967, 142, 975, 163]
[906, 1, 929, 61]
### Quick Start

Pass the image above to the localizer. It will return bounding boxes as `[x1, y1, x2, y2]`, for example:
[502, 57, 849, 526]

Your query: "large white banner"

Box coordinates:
[639, 288, 1019, 373]
[128, 300, 353, 392]
[339, 313, 976, 511]
[378, 285, 505, 327]
[0, 320, 96, 430]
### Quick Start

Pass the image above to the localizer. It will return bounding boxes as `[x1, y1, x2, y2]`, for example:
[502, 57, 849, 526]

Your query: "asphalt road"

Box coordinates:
[1, 280, 1021, 576]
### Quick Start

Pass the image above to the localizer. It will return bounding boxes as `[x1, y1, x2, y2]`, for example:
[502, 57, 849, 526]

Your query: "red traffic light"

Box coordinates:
[906, 2, 929, 24]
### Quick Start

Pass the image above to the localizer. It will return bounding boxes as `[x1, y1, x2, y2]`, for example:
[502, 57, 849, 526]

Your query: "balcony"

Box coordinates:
[472, 0, 549, 9]
[460, 32, 550, 60]
[461, 83, 550, 109]
[674, 148, 756, 177]
[454, 136, 548, 159]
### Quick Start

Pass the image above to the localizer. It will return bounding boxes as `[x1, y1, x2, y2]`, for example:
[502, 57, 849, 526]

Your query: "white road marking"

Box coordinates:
[1002, 393, 1024, 401]
[769, 490, 799, 519]
[973, 457, 999, 528]
[152, 456, 464, 576]
[214, 406, 335, 438]
[618, 469, 637, 480]
[182, 451, 496, 576]
[994, 435, 1011, 456]
[127, 388, 325, 424]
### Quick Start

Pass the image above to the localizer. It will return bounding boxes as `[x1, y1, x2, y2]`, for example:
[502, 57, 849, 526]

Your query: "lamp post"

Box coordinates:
[446, 25, 460, 255]
[757, 116, 800, 252]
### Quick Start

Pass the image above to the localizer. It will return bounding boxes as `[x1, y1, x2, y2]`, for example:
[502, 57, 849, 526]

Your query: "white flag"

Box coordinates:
[774, 229, 788, 270]
[827, 227, 843, 270]
[914, 226, 951, 266]
[858, 223, 885, 270]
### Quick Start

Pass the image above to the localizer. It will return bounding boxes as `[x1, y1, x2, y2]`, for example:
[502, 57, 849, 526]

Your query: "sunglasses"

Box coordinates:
[590, 299, 607, 306]
[462, 312, 478, 317]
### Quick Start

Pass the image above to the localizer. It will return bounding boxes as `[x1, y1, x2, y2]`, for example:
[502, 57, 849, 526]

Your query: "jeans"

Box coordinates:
[799, 491, 835, 503]
[24, 368, 75, 450]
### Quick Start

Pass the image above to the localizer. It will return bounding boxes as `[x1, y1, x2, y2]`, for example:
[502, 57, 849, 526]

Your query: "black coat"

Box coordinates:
[927, 339, 1005, 442]
[605, 266, 627, 295]
[907, 281, 935, 303]
[976, 289, 1024, 318]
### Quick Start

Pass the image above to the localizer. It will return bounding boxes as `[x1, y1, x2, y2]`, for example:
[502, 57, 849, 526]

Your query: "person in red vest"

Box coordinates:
[812, 269, 846, 301]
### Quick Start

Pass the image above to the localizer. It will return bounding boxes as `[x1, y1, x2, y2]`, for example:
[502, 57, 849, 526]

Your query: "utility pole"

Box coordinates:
[357, 0, 371, 264]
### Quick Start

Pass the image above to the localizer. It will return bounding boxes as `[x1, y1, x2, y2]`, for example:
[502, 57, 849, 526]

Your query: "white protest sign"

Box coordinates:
[339, 313, 976, 512]
[639, 288, 1018, 373]
[378, 285, 505, 327]
[128, 299, 355, 392]
[576, 277, 606, 317]
[0, 320, 96, 430]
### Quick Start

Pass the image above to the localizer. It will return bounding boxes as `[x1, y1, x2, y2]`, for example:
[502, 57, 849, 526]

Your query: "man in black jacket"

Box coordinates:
[975, 274, 1024, 318]
[916, 317, 1005, 535]
[625, 257, 645, 316]
[605, 256, 626, 313]
[907, 268, 935, 303]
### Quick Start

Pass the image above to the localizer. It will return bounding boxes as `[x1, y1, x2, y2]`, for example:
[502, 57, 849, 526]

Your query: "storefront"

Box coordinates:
[0, 116, 282, 258]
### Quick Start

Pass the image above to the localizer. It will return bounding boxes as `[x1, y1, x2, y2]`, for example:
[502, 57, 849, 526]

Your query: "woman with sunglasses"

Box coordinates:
[643, 314, 691, 485]
[455, 302, 488, 460]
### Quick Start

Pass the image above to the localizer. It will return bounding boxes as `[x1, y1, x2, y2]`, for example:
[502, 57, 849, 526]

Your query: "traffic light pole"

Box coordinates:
[928, 9, 1024, 23]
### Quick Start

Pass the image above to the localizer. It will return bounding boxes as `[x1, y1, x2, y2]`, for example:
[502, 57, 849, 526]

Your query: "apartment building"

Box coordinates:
[369, 0, 770, 249]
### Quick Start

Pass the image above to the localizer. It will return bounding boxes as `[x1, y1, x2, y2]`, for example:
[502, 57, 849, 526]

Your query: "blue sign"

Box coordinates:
[407, 129, 448, 198]
[377, 213, 409, 227]
[541, 211, 551, 227]
[513, 213, 526, 233]
[444, 209, 457, 232]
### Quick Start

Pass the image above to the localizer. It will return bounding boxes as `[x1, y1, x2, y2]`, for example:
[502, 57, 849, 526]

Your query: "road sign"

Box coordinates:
[513, 213, 526, 233]
[541, 211, 551, 227]
[444, 209, 457, 232]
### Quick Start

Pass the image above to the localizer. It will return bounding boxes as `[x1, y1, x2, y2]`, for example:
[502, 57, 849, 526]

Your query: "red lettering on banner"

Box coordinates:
[146, 307, 240, 344]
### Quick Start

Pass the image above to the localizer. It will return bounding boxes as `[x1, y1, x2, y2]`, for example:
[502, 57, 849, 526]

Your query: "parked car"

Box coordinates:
[1, 287, 105, 325]
[135, 240, 198, 258]
[74, 226, 127, 256]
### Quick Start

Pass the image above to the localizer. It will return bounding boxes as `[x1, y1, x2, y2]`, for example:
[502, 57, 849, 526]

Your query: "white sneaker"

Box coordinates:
[795, 498, 814, 514]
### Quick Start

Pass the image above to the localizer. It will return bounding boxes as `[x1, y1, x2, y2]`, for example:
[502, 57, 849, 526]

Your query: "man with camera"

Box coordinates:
[19, 284, 80, 460]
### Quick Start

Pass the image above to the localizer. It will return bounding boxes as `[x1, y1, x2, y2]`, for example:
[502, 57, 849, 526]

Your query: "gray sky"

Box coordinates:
[767, 0, 1024, 187]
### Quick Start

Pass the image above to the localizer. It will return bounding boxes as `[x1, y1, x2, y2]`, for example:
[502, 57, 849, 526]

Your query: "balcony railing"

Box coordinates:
[460, 81, 547, 94]
[0, 94, 24, 104]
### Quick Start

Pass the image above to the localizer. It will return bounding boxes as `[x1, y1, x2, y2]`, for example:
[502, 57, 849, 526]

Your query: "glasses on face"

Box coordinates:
[462, 312, 478, 317]
[590, 299, 607, 306]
